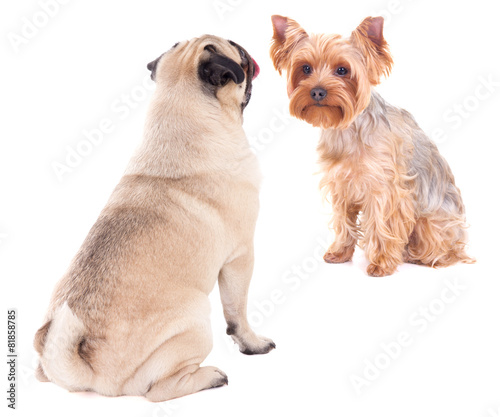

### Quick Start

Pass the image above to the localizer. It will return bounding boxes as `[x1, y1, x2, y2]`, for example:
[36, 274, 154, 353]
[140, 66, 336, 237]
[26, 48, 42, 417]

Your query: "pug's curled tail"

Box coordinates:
[33, 302, 93, 390]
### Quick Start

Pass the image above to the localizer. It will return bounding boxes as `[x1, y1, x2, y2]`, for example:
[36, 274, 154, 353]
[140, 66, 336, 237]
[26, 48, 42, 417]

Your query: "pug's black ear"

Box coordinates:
[147, 53, 164, 81]
[198, 52, 245, 87]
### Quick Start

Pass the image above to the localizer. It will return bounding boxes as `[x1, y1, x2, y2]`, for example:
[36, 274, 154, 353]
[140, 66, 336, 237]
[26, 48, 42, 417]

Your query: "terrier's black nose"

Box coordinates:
[310, 87, 327, 101]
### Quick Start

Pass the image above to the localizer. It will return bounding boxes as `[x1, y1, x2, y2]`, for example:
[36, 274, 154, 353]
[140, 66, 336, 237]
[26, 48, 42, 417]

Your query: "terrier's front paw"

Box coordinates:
[324, 246, 354, 263]
[367, 263, 395, 277]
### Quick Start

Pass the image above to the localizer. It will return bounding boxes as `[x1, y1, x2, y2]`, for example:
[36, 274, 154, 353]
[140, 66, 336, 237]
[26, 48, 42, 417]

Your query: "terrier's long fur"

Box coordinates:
[270, 15, 474, 276]
[34, 35, 274, 402]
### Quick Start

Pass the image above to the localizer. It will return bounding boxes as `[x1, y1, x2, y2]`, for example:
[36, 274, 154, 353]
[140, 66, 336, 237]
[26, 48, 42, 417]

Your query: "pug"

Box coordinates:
[34, 35, 274, 402]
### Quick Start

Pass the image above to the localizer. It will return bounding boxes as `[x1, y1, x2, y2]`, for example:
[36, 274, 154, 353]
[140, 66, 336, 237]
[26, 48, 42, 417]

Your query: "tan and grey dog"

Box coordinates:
[34, 35, 274, 402]
[270, 16, 474, 277]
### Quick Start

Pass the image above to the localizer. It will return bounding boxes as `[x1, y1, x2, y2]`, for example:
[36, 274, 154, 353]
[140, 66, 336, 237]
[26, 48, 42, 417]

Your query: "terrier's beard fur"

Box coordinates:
[287, 63, 370, 129]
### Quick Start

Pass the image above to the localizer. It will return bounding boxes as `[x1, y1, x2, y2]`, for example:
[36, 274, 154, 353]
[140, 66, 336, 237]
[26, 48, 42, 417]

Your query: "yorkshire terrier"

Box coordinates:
[270, 15, 474, 276]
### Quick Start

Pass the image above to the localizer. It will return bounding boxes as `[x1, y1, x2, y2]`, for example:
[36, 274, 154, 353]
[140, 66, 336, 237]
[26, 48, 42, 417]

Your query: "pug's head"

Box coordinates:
[147, 35, 259, 113]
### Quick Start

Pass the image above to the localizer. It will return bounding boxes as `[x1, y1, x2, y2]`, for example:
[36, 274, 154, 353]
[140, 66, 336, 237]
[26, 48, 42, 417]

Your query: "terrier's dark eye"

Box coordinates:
[335, 67, 348, 76]
[303, 65, 312, 74]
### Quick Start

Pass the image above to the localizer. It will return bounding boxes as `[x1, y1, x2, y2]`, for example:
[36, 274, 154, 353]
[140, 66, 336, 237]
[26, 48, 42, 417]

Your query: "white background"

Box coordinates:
[1, 0, 499, 416]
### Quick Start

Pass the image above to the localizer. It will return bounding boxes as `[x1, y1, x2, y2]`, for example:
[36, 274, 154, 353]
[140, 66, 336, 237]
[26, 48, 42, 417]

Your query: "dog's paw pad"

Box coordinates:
[211, 374, 228, 388]
[240, 339, 276, 355]
[367, 263, 394, 277]
[206, 368, 228, 389]
[324, 248, 353, 264]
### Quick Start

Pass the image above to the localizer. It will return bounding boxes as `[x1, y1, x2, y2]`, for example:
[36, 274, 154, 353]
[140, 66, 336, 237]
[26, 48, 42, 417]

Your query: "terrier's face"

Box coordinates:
[270, 16, 393, 129]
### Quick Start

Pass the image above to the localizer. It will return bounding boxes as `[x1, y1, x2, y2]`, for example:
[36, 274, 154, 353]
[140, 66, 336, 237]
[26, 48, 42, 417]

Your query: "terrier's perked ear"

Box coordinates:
[350, 17, 393, 85]
[270, 15, 309, 74]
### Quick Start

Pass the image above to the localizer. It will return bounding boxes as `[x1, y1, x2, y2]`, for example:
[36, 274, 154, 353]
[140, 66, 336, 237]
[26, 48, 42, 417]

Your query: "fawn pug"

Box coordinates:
[34, 35, 274, 402]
